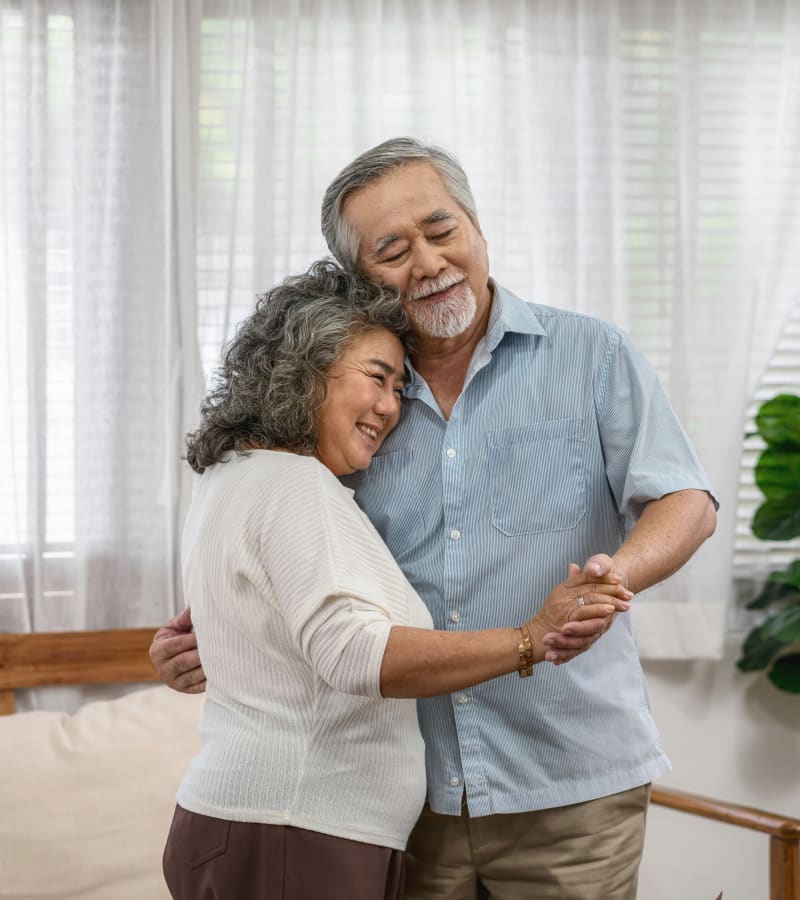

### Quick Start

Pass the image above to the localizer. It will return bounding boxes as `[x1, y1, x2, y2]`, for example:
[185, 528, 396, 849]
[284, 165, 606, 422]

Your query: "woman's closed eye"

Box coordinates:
[370, 371, 404, 399]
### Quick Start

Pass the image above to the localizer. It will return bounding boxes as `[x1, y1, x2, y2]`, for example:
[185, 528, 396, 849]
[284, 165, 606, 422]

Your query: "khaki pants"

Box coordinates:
[405, 784, 650, 900]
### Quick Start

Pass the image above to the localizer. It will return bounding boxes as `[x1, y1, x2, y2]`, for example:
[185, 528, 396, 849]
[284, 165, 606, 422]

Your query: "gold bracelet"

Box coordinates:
[517, 629, 533, 678]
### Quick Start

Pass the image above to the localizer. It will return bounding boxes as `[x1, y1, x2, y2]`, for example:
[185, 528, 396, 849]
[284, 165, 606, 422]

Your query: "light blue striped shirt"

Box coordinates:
[344, 282, 714, 818]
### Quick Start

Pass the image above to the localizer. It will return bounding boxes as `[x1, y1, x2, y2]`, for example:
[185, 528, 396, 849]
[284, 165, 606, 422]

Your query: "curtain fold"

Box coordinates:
[2, 0, 799, 672]
[1, 0, 186, 647]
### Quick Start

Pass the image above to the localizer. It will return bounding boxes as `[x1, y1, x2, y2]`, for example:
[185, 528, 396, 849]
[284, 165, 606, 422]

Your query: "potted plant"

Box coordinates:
[736, 393, 800, 692]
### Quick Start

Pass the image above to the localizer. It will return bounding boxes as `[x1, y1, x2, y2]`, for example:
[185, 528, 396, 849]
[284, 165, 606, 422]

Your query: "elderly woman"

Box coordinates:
[162, 260, 631, 900]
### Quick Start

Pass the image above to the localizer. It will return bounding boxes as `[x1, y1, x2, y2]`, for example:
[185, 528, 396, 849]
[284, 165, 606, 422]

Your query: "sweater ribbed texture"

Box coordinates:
[176, 451, 432, 850]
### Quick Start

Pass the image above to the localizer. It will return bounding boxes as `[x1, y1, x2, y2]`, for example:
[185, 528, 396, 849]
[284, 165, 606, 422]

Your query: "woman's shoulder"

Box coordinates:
[216, 449, 350, 502]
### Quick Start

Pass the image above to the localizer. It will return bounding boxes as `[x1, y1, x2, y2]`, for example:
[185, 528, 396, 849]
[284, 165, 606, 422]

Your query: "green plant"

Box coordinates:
[736, 393, 800, 692]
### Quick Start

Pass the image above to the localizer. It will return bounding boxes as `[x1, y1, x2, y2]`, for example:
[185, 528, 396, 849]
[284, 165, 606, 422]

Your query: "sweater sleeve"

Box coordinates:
[256, 459, 402, 697]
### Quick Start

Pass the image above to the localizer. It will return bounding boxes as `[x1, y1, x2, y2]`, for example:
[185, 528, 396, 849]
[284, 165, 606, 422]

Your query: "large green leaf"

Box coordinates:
[746, 578, 800, 610]
[755, 449, 800, 499]
[755, 394, 800, 448]
[774, 606, 800, 642]
[752, 493, 800, 541]
[742, 394, 800, 691]
[768, 560, 800, 589]
[768, 654, 800, 693]
[737, 635, 783, 672]
[738, 606, 800, 671]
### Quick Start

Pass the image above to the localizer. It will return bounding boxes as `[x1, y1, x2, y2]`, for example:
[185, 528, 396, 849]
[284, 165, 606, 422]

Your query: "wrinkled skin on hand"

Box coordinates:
[529, 561, 633, 665]
[149, 607, 206, 694]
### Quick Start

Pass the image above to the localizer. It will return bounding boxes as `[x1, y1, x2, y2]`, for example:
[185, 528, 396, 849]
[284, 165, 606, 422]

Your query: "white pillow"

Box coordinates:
[0, 685, 205, 900]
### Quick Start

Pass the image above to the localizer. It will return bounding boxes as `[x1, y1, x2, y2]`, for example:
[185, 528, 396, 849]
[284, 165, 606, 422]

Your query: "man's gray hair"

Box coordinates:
[185, 259, 413, 474]
[321, 137, 480, 272]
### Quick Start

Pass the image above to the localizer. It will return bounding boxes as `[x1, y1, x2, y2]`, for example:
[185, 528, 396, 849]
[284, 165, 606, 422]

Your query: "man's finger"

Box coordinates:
[149, 631, 199, 665]
[561, 613, 616, 637]
[181, 679, 207, 695]
[170, 606, 194, 630]
[165, 650, 202, 679]
[544, 635, 592, 651]
[172, 666, 206, 691]
[583, 553, 614, 577]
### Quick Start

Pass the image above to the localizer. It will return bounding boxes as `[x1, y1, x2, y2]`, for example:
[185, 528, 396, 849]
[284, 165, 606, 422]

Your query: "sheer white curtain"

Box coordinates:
[0, 1, 201, 640]
[189, 0, 800, 657]
[2, 0, 799, 664]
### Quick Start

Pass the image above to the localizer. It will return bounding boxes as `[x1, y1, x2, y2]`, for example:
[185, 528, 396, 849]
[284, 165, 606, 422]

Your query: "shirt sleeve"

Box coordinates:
[255, 460, 404, 697]
[598, 327, 718, 525]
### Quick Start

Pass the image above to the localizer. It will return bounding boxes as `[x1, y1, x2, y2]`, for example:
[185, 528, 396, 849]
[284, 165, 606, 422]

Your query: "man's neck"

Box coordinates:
[410, 284, 494, 420]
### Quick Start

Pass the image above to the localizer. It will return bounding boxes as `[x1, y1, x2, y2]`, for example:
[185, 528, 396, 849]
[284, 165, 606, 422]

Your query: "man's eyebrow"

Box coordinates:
[422, 208, 457, 227]
[373, 234, 402, 257]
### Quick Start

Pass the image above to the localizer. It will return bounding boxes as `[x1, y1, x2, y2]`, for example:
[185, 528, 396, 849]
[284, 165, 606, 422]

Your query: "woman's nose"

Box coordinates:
[375, 387, 401, 417]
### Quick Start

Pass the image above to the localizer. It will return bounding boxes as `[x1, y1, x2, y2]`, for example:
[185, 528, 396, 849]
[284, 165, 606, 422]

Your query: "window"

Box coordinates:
[2, 0, 798, 651]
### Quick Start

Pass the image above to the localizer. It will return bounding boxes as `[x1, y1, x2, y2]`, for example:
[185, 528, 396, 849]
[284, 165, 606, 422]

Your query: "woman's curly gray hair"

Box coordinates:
[185, 259, 413, 474]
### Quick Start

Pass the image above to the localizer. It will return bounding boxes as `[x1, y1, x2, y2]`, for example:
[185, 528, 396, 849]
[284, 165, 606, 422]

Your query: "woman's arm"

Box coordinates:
[379, 564, 632, 698]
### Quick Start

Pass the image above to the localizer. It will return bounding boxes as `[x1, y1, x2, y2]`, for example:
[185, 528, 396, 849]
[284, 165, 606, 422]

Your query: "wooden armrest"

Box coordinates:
[652, 785, 800, 900]
[652, 786, 800, 841]
[0, 628, 161, 714]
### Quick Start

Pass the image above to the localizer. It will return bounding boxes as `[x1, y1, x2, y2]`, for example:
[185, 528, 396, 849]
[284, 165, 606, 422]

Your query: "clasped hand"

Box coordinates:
[524, 561, 633, 666]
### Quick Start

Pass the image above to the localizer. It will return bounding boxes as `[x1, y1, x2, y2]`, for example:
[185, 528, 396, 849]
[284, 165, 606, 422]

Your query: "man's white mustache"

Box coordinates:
[407, 272, 465, 302]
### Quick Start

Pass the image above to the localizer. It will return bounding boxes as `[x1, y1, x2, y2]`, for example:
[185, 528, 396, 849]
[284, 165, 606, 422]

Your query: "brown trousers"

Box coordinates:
[163, 805, 406, 900]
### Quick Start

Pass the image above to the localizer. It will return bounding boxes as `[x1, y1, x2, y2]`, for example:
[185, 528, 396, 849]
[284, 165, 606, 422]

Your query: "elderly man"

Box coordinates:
[151, 137, 717, 899]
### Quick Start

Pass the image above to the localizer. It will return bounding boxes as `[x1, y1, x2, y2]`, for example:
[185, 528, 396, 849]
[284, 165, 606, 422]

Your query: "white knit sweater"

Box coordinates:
[176, 451, 433, 850]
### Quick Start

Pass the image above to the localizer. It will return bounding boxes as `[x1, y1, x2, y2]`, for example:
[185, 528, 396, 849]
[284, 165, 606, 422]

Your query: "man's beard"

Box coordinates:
[405, 273, 478, 339]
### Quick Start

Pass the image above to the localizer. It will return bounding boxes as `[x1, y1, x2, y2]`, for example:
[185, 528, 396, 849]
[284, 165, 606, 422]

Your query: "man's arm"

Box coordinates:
[540, 489, 716, 653]
[584, 488, 717, 592]
[149, 607, 206, 693]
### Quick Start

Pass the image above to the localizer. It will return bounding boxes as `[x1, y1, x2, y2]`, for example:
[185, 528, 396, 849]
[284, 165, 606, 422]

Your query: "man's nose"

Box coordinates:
[410, 242, 446, 281]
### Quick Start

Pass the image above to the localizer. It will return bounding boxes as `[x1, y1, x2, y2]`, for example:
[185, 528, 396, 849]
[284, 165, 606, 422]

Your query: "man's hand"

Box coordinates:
[582, 553, 627, 585]
[543, 489, 717, 665]
[149, 607, 206, 694]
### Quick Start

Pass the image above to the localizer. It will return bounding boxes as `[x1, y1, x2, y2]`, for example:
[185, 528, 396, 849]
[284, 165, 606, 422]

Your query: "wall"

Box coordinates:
[638, 642, 800, 900]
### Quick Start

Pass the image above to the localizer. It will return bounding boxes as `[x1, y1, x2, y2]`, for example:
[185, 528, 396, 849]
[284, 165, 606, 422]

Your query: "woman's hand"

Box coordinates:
[523, 563, 633, 666]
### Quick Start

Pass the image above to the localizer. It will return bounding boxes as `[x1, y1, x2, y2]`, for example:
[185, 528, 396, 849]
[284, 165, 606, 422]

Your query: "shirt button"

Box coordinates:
[450, 610, 461, 622]
[456, 694, 469, 704]
[450, 529, 461, 541]
[446, 448, 456, 458]
[449, 776, 461, 787]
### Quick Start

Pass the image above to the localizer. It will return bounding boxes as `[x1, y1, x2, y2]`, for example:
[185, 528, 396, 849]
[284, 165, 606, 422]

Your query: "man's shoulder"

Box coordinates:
[493, 283, 623, 343]
[527, 301, 621, 339]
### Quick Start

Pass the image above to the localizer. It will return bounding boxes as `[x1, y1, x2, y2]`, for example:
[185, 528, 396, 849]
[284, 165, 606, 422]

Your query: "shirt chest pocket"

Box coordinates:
[487, 418, 588, 536]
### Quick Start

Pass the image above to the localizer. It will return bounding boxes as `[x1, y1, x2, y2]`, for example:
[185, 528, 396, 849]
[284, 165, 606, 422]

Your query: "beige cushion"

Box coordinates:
[0, 686, 205, 900]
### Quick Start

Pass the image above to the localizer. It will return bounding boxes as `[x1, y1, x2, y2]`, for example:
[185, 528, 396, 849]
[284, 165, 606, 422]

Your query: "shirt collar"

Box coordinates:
[484, 280, 547, 351]
[403, 280, 547, 395]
